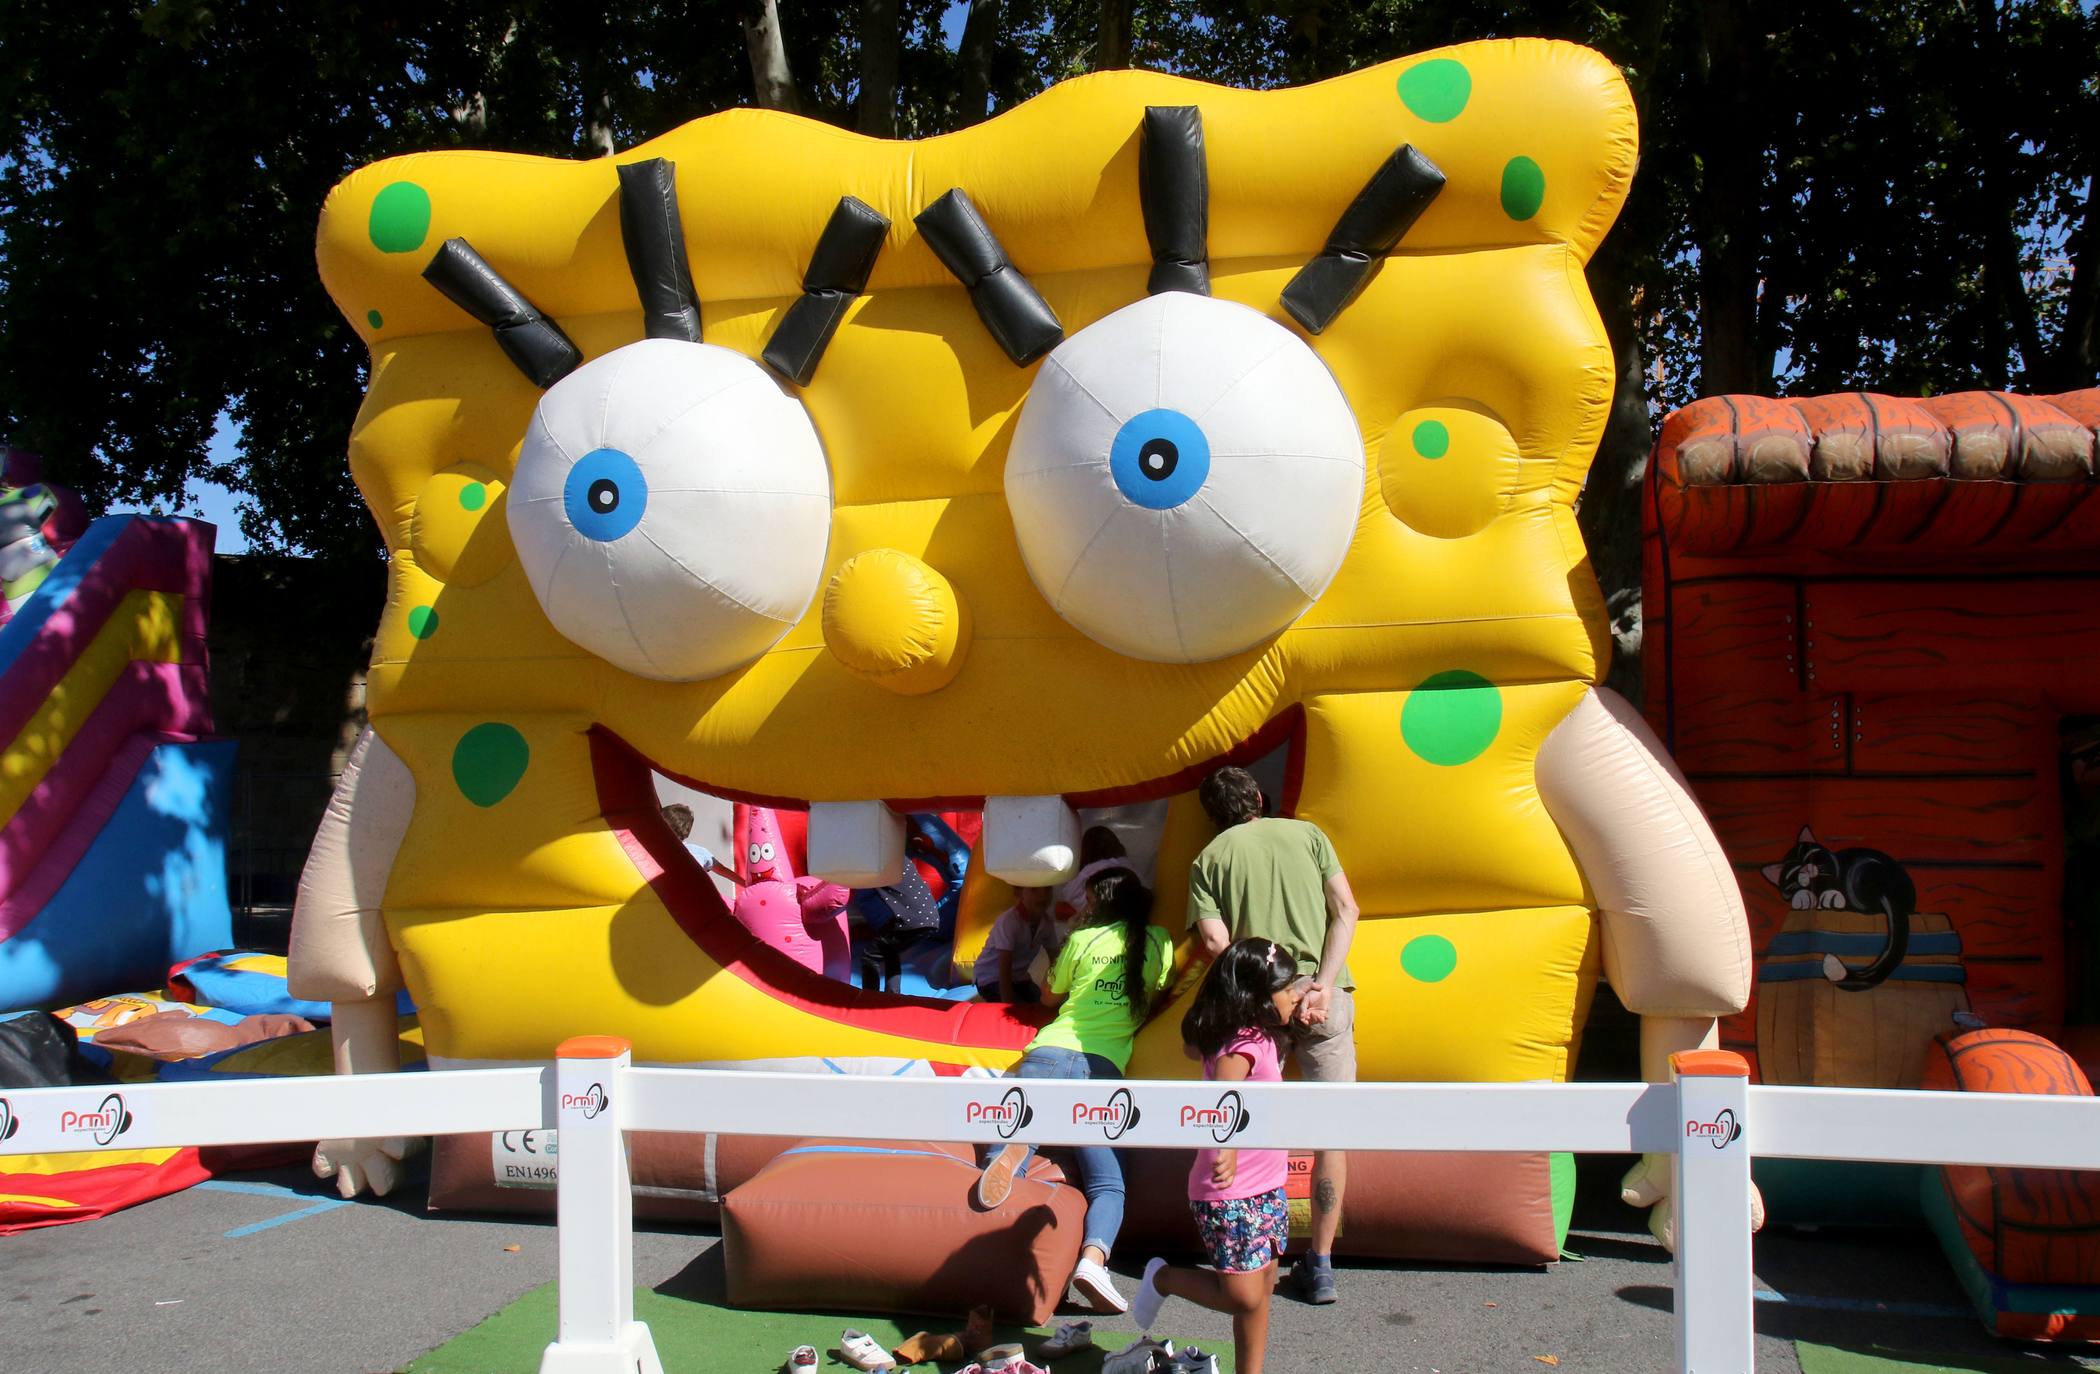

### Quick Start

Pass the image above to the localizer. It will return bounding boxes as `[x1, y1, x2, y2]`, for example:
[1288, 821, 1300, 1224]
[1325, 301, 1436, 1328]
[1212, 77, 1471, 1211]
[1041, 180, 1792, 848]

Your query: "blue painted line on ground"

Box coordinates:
[197, 1179, 307, 1198]
[1754, 1286, 1970, 1320]
[221, 1198, 352, 1239]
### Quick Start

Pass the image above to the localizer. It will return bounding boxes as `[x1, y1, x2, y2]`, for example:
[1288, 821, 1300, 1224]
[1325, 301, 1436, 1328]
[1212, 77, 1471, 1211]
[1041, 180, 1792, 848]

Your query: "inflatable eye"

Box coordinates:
[508, 338, 833, 681]
[1005, 293, 1365, 663]
[760, 843, 776, 862]
[747, 843, 764, 865]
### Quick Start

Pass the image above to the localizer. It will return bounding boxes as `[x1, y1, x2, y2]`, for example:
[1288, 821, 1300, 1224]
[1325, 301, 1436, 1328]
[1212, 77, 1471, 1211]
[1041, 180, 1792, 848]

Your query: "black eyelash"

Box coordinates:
[1279, 144, 1445, 334]
[763, 196, 891, 385]
[422, 238, 583, 387]
[617, 157, 704, 344]
[1141, 105, 1209, 297]
[914, 188, 1064, 366]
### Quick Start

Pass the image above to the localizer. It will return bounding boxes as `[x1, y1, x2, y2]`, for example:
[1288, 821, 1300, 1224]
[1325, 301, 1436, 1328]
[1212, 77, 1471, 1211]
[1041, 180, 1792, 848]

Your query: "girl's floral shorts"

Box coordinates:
[1189, 1188, 1290, 1273]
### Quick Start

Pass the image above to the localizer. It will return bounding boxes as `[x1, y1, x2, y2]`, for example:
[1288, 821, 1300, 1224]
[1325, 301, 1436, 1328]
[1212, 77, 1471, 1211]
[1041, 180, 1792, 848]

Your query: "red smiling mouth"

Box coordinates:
[585, 709, 1304, 1064]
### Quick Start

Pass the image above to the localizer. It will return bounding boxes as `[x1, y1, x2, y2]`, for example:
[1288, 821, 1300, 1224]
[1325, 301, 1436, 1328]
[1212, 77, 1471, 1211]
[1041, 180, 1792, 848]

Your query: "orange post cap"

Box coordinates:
[1670, 1049, 1750, 1078]
[557, 1035, 633, 1060]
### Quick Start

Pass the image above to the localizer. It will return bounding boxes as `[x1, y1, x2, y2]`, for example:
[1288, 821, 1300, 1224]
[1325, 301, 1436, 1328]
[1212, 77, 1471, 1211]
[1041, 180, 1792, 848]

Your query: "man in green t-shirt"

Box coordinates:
[1186, 765, 1361, 1305]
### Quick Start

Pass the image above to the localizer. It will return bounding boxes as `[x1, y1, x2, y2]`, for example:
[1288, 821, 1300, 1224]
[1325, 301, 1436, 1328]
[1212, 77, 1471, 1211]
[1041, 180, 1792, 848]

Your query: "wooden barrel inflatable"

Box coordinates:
[1755, 909, 1968, 1088]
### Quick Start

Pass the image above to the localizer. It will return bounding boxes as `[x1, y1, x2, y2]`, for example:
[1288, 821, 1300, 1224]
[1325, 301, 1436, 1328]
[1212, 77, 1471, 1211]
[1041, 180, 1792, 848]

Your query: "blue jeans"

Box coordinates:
[991, 1045, 1127, 1258]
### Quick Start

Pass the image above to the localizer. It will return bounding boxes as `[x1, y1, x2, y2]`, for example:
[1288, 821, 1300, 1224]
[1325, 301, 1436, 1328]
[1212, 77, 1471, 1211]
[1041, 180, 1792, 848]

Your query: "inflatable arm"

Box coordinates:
[1536, 686, 1760, 1247]
[287, 727, 419, 1197]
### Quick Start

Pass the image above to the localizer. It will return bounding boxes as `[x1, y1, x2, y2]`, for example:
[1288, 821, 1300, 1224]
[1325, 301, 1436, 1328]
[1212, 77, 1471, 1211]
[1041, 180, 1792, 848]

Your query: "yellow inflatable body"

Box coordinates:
[294, 40, 1750, 1229]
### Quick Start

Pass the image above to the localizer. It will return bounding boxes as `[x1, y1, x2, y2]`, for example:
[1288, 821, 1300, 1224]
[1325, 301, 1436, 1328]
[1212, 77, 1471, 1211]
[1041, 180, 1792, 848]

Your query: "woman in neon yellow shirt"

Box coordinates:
[975, 866, 1172, 1313]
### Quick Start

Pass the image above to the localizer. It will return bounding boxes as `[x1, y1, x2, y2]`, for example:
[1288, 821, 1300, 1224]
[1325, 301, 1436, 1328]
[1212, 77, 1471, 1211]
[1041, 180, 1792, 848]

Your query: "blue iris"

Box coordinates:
[1110, 408, 1210, 511]
[564, 447, 647, 542]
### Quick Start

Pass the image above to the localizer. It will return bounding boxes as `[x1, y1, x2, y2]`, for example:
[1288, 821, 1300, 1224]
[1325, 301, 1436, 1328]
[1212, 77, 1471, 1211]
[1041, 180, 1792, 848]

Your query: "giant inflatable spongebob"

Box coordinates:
[292, 40, 1751, 1248]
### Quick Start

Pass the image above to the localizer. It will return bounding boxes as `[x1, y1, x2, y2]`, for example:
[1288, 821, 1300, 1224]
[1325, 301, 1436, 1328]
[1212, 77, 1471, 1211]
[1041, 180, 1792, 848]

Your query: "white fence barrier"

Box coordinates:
[4, 1039, 2098, 1374]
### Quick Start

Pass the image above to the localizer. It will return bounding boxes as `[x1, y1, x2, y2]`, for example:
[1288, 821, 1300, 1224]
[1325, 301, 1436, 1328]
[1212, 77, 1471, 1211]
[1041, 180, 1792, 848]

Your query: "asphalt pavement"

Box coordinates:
[7, 1151, 2099, 1373]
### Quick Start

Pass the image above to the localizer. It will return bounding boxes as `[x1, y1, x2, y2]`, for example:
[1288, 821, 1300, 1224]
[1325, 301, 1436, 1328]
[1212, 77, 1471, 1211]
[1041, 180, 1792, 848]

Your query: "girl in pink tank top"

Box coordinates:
[1128, 938, 1308, 1374]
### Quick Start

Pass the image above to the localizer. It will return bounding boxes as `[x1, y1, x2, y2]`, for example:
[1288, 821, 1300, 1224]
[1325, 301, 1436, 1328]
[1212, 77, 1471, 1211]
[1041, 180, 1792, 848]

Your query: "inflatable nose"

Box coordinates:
[821, 549, 971, 695]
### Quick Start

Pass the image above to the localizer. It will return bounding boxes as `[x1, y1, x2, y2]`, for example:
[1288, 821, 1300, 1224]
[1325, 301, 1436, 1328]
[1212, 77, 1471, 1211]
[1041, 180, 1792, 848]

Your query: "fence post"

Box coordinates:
[539, 1036, 664, 1374]
[1670, 1049, 1754, 1374]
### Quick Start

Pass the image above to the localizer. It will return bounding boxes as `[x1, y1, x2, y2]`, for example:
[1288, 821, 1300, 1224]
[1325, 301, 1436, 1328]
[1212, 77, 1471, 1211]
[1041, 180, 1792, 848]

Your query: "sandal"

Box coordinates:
[840, 1328, 895, 1371]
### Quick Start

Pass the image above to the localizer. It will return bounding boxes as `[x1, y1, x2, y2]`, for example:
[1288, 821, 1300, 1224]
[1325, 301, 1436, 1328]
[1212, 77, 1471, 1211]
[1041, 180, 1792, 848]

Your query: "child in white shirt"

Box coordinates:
[976, 884, 1065, 1003]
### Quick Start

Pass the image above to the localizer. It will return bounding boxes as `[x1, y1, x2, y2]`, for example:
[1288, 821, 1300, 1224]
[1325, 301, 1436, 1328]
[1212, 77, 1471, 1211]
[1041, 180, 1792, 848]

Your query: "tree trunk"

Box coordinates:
[856, 0, 900, 135]
[2048, 181, 2099, 390]
[1581, 251, 1656, 703]
[582, 88, 616, 156]
[954, 0, 998, 128]
[1095, 0, 1131, 71]
[1693, 2, 1762, 395]
[450, 18, 517, 137]
[742, 0, 801, 114]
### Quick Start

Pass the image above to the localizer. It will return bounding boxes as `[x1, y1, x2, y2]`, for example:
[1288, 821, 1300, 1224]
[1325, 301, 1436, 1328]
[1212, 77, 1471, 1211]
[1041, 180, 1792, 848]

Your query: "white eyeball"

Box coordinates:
[747, 843, 764, 865]
[1004, 294, 1364, 663]
[760, 842, 776, 862]
[507, 338, 832, 681]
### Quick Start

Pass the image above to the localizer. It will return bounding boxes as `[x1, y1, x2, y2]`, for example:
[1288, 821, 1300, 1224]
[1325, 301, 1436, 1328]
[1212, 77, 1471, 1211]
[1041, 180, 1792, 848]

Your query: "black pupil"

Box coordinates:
[588, 478, 620, 514]
[1139, 438, 1179, 481]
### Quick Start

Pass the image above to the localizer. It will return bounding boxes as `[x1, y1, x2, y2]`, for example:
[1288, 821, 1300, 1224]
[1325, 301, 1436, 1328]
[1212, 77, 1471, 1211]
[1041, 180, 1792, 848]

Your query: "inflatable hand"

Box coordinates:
[314, 1133, 424, 1199]
[1620, 1152, 1766, 1251]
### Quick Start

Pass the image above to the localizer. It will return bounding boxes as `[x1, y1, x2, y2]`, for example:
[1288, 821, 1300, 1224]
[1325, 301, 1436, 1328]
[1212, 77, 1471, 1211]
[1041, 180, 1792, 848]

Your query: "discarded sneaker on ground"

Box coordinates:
[785, 1344, 819, 1372]
[1099, 1337, 1173, 1374]
[1037, 1321, 1095, 1360]
[839, 1328, 896, 1371]
[1164, 1346, 1220, 1374]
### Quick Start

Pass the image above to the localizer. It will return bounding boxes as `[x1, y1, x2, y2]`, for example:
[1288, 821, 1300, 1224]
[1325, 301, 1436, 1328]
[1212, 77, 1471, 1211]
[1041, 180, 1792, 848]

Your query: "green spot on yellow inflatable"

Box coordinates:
[1402, 934, 1459, 983]
[1397, 59, 1471, 123]
[1401, 669, 1502, 765]
[453, 723, 528, 807]
[1500, 156, 1545, 221]
[368, 181, 432, 254]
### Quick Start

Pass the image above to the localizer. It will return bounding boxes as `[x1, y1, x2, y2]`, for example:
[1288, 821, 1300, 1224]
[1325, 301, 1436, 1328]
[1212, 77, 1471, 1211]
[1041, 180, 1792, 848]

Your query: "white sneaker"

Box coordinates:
[1069, 1257, 1128, 1314]
[1129, 1257, 1168, 1333]
[1038, 1321, 1094, 1360]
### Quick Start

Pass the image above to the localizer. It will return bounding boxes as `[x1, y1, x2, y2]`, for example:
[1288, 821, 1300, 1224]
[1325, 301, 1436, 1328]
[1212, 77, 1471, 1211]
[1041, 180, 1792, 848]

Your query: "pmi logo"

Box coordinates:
[60, 1092, 133, 1146]
[560, 1083, 609, 1120]
[965, 1085, 1034, 1139]
[1181, 1090, 1253, 1144]
[0, 1095, 18, 1142]
[1071, 1087, 1142, 1141]
[1686, 1108, 1743, 1150]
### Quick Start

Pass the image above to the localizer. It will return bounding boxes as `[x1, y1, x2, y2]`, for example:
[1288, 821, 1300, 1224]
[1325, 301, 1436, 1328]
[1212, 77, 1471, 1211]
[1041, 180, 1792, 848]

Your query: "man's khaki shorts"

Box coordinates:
[1289, 985, 1357, 1082]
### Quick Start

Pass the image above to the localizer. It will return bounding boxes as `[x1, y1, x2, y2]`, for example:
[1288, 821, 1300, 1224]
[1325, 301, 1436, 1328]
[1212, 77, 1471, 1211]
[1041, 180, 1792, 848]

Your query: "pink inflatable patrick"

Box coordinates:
[730, 805, 851, 978]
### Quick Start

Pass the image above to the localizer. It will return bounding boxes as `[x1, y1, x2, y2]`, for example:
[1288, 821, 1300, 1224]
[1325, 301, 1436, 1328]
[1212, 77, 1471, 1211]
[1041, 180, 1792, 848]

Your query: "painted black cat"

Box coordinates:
[1759, 825, 1916, 991]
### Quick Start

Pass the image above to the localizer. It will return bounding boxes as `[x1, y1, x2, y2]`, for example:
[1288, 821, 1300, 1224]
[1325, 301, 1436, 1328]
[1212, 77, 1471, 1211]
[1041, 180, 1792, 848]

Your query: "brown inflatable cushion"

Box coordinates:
[722, 1139, 1084, 1324]
[93, 1010, 315, 1061]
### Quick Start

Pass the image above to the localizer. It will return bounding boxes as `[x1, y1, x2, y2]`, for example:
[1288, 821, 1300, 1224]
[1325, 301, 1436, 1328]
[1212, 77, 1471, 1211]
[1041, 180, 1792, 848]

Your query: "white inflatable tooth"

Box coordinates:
[982, 795, 1082, 886]
[806, 801, 905, 887]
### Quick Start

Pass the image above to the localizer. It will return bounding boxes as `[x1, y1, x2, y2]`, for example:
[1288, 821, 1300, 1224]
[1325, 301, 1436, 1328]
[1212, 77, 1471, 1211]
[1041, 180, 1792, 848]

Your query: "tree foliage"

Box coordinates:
[0, 1, 2092, 572]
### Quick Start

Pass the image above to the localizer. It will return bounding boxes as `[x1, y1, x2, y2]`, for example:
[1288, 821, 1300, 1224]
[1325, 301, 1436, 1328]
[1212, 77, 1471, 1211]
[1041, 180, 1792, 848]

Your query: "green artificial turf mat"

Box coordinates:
[1795, 1339, 2093, 1372]
[408, 1283, 1235, 1373]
